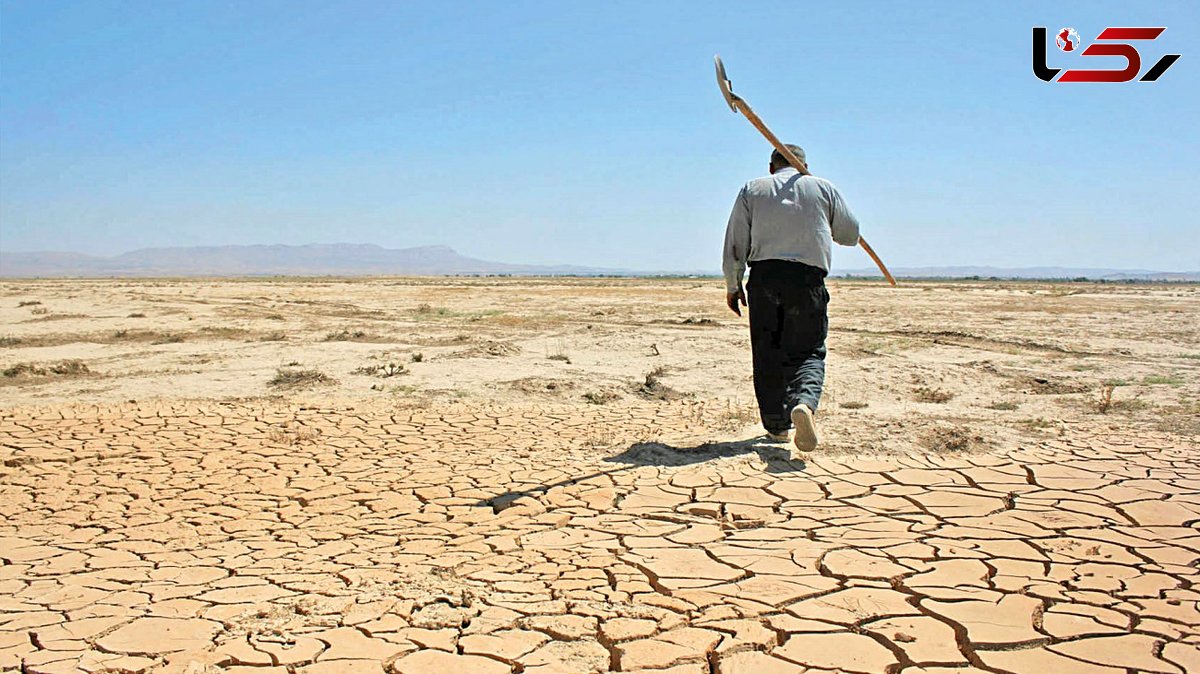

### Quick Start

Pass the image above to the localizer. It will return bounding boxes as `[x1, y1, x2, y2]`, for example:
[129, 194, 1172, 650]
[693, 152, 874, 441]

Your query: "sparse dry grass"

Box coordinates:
[268, 367, 336, 389]
[266, 424, 321, 445]
[1142, 373, 1184, 386]
[547, 340, 571, 363]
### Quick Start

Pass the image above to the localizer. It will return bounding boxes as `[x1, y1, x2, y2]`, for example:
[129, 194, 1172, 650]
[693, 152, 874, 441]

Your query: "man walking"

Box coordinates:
[722, 145, 861, 453]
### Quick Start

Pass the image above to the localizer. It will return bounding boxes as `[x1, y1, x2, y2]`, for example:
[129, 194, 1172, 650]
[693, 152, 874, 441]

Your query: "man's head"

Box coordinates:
[769, 144, 807, 174]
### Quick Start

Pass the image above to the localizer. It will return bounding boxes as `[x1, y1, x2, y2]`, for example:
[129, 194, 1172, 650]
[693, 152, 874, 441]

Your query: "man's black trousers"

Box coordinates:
[746, 259, 829, 435]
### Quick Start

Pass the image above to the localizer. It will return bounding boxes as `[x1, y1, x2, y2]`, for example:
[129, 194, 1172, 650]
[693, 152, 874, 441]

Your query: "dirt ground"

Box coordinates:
[1, 277, 1198, 673]
[3, 277, 1198, 449]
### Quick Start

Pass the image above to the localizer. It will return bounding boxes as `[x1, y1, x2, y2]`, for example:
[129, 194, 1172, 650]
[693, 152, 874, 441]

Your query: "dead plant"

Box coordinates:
[269, 367, 336, 389]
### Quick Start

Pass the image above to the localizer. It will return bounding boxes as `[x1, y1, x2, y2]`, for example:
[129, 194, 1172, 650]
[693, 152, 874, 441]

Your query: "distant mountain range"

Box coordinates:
[0, 244, 618, 277]
[0, 244, 1196, 281]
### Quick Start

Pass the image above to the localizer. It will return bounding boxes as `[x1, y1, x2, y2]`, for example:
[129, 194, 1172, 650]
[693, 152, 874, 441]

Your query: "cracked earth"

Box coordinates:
[1, 278, 1198, 672]
[2, 400, 1198, 673]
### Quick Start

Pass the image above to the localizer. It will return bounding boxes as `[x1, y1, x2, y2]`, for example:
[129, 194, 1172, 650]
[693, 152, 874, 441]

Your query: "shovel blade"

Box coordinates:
[714, 55, 739, 112]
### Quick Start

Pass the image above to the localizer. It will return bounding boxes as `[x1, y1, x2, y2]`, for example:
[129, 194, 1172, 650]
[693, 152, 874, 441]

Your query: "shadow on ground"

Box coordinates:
[482, 435, 806, 512]
[606, 437, 806, 474]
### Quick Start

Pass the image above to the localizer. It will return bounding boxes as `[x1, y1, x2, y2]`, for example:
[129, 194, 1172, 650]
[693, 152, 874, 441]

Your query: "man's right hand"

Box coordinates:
[726, 287, 746, 317]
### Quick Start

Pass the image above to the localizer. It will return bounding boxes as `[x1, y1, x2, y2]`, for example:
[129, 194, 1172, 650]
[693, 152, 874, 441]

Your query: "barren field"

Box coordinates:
[1, 277, 1198, 673]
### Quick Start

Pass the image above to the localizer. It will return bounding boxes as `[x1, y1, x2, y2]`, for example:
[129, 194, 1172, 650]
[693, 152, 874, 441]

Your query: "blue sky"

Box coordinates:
[1, 1, 1196, 272]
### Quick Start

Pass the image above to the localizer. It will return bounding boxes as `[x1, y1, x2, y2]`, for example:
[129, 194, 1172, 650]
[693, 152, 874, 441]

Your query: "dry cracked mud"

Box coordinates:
[1, 278, 1198, 672]
[1, 400, 1198, 673]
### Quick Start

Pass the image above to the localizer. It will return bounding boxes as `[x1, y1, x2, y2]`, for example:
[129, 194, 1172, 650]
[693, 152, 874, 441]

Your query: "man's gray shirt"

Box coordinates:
[722, 167, 860, 293]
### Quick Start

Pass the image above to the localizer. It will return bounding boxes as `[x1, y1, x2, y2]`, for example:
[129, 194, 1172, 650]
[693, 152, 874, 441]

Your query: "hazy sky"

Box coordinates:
[1, 1, 1196, 271]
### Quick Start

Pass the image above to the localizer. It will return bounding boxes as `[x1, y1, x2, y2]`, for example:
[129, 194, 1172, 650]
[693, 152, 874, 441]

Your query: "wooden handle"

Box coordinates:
[736, 102, 810, 175]
[734, 99, 896, 286]
[858, 235, 897, 286]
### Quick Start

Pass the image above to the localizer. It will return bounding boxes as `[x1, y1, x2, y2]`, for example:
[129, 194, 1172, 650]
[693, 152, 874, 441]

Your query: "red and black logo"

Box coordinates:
[1033, 26, 1180, 82]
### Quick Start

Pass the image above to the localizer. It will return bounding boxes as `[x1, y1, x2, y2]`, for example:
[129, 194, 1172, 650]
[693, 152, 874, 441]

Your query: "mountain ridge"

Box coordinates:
[0, 243, 619, 277]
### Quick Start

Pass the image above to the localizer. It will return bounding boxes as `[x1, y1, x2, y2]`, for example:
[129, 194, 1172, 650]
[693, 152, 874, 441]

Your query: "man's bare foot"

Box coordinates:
[790, 404, 819, 452]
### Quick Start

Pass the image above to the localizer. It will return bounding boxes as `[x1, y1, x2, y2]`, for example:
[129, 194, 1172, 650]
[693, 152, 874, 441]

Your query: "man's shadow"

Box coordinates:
[480, 435, 806, 512]
[607, 437, 806, 473]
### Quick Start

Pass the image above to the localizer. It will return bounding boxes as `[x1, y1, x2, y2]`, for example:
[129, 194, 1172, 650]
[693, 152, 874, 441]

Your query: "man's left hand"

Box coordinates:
[726, 287, 746, 316]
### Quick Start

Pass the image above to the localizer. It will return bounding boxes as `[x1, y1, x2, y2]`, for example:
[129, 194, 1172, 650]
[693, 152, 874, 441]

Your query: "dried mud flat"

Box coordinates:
[1, 277, 1198, 673]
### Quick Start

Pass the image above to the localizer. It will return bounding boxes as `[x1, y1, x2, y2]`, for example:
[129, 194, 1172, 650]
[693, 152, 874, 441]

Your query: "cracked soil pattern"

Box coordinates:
[1, 400, 1197, 673]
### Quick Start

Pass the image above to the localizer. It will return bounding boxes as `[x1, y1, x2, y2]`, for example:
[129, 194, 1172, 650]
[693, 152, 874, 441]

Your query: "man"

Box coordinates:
[722, 144, 861, 453]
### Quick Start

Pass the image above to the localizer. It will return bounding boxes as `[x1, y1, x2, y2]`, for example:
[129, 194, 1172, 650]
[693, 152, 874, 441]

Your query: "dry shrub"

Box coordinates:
[583, 390, 620, 405]
[509, 377, 575, 395]
[269, 368, 335, 389]
[267, 425, 321, 445]
[546, 339, 571, 363]
[1095, 383, 1115, 413]
[841, 401, 869, 409]
[414, 303, 454, 319]
[324, 329, 370, 341]
[914, 386, 953, 403]
[3, 360, 91, 379]
[693, 399, 758, 431]
[584, 427, 618, 448]
[110, 329, 177, 344]
[17, 300, 41, 307]
[451, 340, 520, 358]
[199, 326, 249, 339]
[635, 366, 683, 401]
[1093, 383, 1149, 415]
[1012, 376, 1089, 395]
[352, 363, 407, 378]
[924, 426, 986, 452]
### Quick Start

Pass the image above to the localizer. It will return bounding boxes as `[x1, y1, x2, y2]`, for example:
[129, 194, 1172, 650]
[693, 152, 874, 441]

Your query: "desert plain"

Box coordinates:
[0, 276, 1198, 674]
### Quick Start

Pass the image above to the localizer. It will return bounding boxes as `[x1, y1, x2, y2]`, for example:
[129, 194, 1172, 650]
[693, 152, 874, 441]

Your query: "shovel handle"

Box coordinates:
[734, 100, 810, 175]
[733, 99, 897, 286]
[858, 236, 897, 286]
